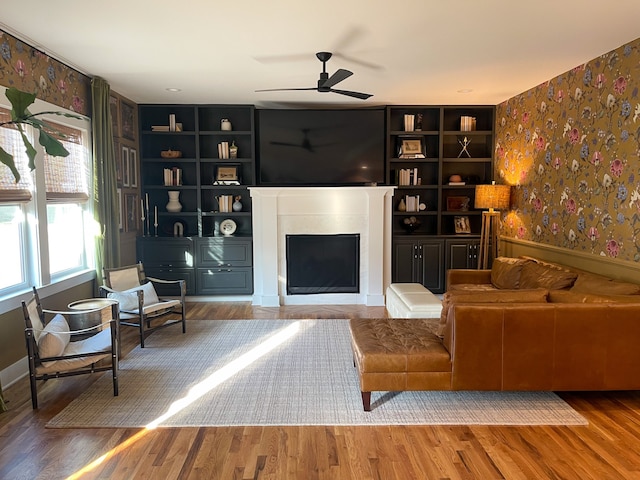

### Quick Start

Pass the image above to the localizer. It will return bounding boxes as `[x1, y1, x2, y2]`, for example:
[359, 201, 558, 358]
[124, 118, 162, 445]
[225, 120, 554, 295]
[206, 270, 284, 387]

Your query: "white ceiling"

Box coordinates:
[2, 1, 640, 108]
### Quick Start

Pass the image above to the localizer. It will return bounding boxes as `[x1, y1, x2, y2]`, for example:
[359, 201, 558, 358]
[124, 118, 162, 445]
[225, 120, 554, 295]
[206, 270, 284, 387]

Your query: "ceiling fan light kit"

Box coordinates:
[256, 51, 372, 100]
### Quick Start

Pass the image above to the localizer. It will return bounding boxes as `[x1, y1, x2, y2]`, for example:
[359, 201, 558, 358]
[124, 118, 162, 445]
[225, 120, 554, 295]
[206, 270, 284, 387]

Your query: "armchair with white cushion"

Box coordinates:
[22, 287, 119, 409]
[100, 262, 186, 348]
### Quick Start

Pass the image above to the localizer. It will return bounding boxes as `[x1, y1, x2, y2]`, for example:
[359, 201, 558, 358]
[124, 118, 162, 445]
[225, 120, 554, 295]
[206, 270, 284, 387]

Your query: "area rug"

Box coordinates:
[47, 319, 587, 428]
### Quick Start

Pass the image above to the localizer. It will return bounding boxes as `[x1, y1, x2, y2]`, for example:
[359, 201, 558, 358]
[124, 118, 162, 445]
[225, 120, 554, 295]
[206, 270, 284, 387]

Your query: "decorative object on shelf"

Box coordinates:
[233, 195, 243, 212]
[403, 114, 415, 132]
[401, 216, 421, 233]
[217, 194, 233, 213]
[447, 196, 470, 212]
[397, 198, 406, 212]
[166, 190, 183, 212]
[215, 164, 240, 185]
[221, 118, 232, 131]
[419, 203, 427, 211]
[173, 221, 184, 237]
[475, 182, 511, 269]
[448, 174, 466, 185]
[220, 218, 237, 236]
[398, 138, 426, 159]
[160, 149, 182, 158]
[460, 116, 476, 131]
[154, 206, 158, 236]
[229, 141, 238, 159]
[415, 113, 423, 131]
[458, 136, 472, 158]
[454, 216, 471, 234]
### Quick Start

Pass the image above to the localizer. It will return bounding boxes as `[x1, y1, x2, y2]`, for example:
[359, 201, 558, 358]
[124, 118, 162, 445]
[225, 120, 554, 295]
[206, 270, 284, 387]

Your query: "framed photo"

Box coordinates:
[215, 164, 240, 184]
[114, 141, 122, 187]
[117, 188, 123, 231]
[454, 216, 471, 234]
[125, 193, 138, 232]
[109, 95, 120, 137]
[122, 145, 130, 187]
[129, 148, 138, 187]
[398, 137, 425, 158]
[447, 196, 470, 212]
[120, 99, 136, 141]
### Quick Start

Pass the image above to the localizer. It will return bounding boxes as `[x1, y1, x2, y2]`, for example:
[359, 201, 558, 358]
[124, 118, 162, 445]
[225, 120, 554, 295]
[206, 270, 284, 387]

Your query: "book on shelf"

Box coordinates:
[448, 181, 466, 185]
[217, 142, 229, 159]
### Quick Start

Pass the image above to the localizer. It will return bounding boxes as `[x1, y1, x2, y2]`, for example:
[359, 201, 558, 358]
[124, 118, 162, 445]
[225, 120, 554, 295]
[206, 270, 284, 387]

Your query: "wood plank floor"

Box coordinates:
[2, 302, 640, 479]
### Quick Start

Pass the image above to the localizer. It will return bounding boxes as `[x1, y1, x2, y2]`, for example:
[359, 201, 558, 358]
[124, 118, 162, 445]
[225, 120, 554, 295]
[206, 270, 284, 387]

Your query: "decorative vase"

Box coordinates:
[221, 118, 232, 131]
[232, 196, 243, 212]
[398, 198, 406, 212]
[166, 190, 182, 212]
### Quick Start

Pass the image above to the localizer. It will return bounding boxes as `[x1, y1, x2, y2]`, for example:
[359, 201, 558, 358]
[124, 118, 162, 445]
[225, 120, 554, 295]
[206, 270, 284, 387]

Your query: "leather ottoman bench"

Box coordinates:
[349, 318, 452, 411]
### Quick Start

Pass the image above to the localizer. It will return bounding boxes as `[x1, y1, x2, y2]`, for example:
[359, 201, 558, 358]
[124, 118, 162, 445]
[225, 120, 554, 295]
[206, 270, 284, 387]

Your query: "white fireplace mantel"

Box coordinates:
[249, 186, 396, 306]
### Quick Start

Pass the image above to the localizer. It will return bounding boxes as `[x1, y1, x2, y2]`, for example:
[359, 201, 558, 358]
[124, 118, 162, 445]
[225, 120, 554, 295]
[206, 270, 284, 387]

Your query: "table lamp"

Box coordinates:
[475, 182, 511, 269]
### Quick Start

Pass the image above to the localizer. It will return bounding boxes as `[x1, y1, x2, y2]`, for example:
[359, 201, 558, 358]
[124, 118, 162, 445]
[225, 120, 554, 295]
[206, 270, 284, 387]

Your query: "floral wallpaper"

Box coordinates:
[495, 36, 640, 263]
[0, 29, 90, 115]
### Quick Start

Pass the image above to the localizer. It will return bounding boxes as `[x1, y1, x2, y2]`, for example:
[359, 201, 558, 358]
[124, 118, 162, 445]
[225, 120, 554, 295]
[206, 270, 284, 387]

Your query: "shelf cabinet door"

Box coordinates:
[196, 237, 252, 267]
[392, 240, 418, 283]
[418, 240, 445, 293]
[144, 267, 196, 296]
[446, 239, 480, 271]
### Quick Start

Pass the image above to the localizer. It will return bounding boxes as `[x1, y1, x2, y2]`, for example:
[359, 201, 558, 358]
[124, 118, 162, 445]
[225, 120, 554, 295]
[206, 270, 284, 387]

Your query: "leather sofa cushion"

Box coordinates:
[519, 261, 578, 290]
[437, 288, 549, 337]
[570, 273, 640, 295]
[549, 290, 640, 303]
[491, 257, 531, 289]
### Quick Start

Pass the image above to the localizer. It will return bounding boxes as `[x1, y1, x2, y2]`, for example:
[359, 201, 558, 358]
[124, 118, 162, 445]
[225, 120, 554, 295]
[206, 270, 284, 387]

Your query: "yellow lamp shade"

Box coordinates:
[475, 184, 511, 211]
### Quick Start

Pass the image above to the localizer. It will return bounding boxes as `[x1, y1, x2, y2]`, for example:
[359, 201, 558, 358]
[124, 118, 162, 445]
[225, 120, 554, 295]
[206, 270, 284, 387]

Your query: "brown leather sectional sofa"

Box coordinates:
[350, 256, 640, 410]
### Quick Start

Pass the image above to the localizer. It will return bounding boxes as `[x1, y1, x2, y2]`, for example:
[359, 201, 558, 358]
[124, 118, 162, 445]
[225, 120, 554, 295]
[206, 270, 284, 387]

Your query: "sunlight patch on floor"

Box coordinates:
[66, 320, 302, 479]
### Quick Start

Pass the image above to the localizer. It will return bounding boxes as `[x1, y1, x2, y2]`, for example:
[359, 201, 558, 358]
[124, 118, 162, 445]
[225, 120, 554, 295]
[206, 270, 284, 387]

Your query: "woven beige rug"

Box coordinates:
[47, 319, 587, 428]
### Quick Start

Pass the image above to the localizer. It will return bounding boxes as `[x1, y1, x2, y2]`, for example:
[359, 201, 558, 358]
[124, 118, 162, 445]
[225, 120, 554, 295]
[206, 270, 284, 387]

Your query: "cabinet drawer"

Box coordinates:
[145, 267, 196, 296]
[137, 238, 194, 268]
[196, 267, 253, 295]
[196, 238, 252, 267]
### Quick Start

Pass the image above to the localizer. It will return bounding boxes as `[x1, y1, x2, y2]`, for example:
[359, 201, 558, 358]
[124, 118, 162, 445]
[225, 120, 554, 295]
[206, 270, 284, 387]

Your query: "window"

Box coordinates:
[0, 91, 93, 299]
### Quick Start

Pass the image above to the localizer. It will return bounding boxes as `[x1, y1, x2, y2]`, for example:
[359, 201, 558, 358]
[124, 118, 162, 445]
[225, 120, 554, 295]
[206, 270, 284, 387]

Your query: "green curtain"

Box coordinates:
[91, 77, 120, 289]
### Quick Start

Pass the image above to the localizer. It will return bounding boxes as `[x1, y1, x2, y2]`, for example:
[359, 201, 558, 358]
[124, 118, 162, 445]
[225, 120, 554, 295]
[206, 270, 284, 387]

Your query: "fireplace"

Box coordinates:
[249, 186, 395, 306]
[286, 234, 360, 295]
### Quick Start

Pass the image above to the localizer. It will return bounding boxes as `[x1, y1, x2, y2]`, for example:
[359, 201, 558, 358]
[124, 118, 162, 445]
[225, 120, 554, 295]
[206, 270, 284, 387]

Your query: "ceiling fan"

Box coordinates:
[256, 52, 373, 100]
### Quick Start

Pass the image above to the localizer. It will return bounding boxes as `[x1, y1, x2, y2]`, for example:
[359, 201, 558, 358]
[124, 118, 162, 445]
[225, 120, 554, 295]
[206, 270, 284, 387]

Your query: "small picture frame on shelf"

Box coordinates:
[214, 164, 241, 185]
[454, 216, 471, 234]
[447, 196, 470, 212]
[398, 138, 425, 159]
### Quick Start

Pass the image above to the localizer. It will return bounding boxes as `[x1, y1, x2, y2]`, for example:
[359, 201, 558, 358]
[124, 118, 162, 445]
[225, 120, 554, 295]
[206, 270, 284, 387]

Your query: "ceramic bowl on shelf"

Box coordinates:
[160, 149, 182, 158]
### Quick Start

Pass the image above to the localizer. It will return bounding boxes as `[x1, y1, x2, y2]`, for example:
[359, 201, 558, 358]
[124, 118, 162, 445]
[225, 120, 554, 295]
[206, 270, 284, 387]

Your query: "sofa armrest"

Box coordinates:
[446, 269, 492, 290]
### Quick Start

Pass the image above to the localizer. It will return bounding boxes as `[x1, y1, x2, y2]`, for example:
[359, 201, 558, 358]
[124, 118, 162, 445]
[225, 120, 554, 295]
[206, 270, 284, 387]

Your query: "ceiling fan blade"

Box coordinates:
[331, 52, 384, 71]
[329, 88, 373, 100]
[255, 87, 317, 92]
[321, 69, 353, 88]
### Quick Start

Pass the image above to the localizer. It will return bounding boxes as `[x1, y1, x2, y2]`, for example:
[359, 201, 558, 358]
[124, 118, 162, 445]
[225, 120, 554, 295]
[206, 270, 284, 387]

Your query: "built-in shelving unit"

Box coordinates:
[386, 105, 495, 292]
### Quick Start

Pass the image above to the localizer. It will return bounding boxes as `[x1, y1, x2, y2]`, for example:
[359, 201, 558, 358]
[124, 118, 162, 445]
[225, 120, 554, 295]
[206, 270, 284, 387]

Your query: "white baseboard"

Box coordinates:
[1, 356, 28, 389]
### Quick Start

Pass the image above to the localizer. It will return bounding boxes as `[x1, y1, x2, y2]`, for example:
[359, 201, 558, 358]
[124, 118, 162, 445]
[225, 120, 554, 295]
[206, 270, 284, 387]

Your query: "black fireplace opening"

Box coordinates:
[286, 234, 360, 295]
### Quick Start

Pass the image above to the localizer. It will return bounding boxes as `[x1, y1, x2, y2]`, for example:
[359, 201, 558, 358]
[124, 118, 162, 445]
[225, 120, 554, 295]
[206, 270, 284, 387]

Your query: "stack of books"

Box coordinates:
[218, 142, 230, 159]
[404, 195, 421, 212]
[397, 168, 421, 186]
[163, 167, 182, 186]
[217, 195, 233, 213]
[404, 114, 415, 132]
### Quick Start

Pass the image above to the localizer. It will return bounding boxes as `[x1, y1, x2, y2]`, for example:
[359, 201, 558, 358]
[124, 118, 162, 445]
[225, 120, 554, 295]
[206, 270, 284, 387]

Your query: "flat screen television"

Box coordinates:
[256, 108, 385, 186]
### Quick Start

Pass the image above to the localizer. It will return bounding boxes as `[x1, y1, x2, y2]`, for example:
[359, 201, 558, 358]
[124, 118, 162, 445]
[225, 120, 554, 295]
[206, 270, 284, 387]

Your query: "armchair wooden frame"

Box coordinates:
[22, 287, 119, 409]
[100, 263, 186, 348]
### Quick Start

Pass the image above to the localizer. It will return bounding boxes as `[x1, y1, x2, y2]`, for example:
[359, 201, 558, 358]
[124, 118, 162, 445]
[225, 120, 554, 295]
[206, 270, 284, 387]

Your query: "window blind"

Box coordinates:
[0, 107, 33, 203]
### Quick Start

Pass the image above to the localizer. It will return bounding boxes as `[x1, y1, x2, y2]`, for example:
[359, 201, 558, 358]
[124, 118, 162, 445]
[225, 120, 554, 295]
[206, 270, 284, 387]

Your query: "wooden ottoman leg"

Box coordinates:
[361, 391, 372, 412]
